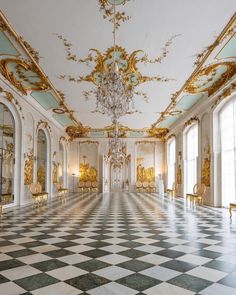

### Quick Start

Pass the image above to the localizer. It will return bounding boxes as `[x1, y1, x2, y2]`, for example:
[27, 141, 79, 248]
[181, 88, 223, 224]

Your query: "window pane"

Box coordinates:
[185, 125, 198, 193]
[220, 99, 236, 207]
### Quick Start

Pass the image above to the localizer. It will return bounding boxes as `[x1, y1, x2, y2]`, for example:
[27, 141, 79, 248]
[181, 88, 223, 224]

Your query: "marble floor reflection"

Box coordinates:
[0, 192, 236, 295]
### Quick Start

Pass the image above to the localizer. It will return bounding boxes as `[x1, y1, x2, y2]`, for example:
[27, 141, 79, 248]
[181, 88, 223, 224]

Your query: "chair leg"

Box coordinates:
[229, 206, 232, 218]
[0, 204, 2, 216]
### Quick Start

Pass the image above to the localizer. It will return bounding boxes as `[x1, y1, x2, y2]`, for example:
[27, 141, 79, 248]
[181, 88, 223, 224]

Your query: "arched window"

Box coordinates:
[185, 124, 198, 194]
[167, 138, 176, 188]
[37, 129, 47, 191]
[0, 103, 14, 205]
[220, 98, 236, 207]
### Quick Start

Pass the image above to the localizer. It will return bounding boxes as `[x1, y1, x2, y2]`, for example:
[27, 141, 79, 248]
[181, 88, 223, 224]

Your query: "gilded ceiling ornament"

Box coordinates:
[0, 58, 49, 95]
[98, 0, 131, 29]
[56, 34, 177, 103]
[19, 37, 40, 63]
[65, 125, 90, 141]
[185, 62, 236, 96]
[147, 128, 169, 141]
[0, 11, 83, 130]
[152, 13, 236, 129]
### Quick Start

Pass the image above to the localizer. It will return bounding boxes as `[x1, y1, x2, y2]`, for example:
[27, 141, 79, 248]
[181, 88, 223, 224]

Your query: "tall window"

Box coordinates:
[167, 139, 176, 188]
[185, 124, 198, 193]
[220, 98, 236, 207]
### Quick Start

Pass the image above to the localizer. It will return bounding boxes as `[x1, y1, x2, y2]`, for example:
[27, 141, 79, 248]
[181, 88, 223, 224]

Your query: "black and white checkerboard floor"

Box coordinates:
[0, 193, 236, 295]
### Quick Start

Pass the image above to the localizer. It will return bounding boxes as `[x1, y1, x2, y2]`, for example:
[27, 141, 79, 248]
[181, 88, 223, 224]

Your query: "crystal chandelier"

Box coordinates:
[96, 2, 135, 122]
[109, 121, 123, 163]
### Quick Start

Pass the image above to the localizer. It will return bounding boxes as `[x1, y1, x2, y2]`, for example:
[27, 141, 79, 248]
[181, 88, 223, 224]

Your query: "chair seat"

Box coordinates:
[186, 193, 198, 197]
[230, 202, 236, 206]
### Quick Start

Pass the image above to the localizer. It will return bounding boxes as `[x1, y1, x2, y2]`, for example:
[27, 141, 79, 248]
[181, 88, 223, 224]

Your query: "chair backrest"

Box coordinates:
[36, 182, 42, 193]
[143, 181, 148, 188]
[172, 182, 176, 190]
[79, 181, 85, 188]
[193, 183, 206, 195]
[56, 182, 63, 190]
[86, 181, 91, 188]
[30, 183, 37, 194]
[92, 181, 98, 188]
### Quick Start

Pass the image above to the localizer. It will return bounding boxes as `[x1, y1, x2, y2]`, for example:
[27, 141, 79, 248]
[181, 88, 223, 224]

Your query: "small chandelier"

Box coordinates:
[96, 2, 135, 121]
[109, 121, 123, 163]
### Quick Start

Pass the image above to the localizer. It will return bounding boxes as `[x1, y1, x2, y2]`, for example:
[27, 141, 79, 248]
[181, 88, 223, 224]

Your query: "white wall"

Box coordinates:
[0, 81, 69, 207]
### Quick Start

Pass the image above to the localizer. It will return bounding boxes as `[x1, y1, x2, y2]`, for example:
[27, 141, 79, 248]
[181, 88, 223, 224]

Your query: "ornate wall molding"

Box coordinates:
[183, 116, 200, 130]
[24, 149, 34, 185]
[0, 85, 24, 119]
[36, 120, 52, 133]
[211, 82, 236, 109]
[78, 140, 99, 145]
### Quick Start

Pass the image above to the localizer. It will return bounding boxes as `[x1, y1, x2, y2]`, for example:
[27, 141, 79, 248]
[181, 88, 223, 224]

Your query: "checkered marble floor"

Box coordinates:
[0, 193, 236, 295]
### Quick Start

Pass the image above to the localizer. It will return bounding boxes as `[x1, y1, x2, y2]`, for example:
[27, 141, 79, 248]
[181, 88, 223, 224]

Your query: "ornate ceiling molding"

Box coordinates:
[185, 62, 236, 96]
[0, 10, 83, 130]
[152, 12, 236, 129]
[0, 58, 49, 95]
[56, 34, 179, 104]
[98, 0, 131, 29]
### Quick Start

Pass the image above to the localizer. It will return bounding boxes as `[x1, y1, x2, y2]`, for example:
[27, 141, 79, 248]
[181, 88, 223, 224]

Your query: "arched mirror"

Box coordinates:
[0, 103, 14, 205]
[37, 129, 47, 191]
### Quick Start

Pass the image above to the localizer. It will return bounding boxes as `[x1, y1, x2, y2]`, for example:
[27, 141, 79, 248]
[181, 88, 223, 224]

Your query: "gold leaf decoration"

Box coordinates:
[24, 149, 34, 185]
[98, 0, 131, 29]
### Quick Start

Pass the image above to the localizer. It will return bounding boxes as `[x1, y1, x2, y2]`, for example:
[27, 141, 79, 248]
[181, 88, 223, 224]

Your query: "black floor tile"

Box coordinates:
[15, 273, 59, 291]
[168, 274, 213, 292]
[65, 273, 110, 291]
[117, 273, 161, 291]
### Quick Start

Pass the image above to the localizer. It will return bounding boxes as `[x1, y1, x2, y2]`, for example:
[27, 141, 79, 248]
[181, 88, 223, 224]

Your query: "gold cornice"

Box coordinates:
[0, 10, 83, 130]
[152, 12, 236, 129]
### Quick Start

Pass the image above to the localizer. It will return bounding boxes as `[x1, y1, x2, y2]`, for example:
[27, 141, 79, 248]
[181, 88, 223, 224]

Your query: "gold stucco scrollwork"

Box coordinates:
[185, 62, 236, 96]
[183, 116, 199, 130]
[0, 59, 49, 95]
[24, 149, 34, 185]
[201, 145, 211, 187]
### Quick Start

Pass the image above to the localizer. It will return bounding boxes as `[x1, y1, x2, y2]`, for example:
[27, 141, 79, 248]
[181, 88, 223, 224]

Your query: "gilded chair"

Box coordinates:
[166, 182, 176, 198]
[136, 181, 142, 193]
[91, 181, 98, 193]
[56, 182, 69, 199]
[186, 183, 206, 206]
[78, 181, 85, 193]
[229, 202, 236, 218]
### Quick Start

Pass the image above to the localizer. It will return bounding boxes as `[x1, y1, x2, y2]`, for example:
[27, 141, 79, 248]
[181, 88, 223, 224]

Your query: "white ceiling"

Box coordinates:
[0, 0, 235, 129]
